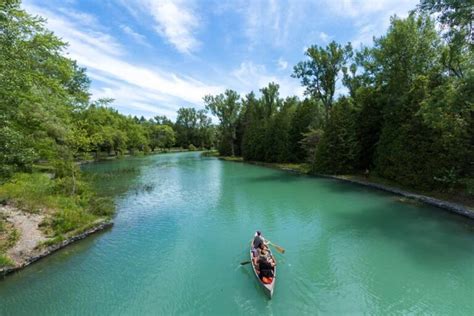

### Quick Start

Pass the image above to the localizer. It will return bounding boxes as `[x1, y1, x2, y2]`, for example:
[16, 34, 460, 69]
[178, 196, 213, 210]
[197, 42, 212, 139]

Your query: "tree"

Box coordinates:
[174, 108, 213, 148]
[314, 98, 359, 174]
[288, 98, 323, 162]
[293, 41, 352, 121]
[241, 92, 266, 161]
[196, 109, 213, 148]
[264, 96, 297, 162]
[204, 90, 241, 156]
[0, 0, 91, 180]
[418, 0, 473, 44]
[149, 125, 175, 151]
[175, 107, 198, 148]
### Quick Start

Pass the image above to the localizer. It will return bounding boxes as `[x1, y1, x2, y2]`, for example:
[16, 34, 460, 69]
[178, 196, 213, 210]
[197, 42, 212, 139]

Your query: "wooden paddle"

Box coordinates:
[268, 241, 285, 254]
[240, 260, 252, 265]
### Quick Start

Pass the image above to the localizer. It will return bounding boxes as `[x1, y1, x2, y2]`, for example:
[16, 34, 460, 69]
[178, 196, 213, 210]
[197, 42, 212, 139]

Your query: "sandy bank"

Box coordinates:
[0, 205, 112, 277]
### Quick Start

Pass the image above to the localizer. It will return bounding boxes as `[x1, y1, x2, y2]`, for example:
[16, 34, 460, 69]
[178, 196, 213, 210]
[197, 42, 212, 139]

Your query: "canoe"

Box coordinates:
[250, 240, 276, 298]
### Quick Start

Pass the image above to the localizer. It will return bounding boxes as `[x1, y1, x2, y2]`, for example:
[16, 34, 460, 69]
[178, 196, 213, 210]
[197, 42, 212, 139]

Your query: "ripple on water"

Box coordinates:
[1, 152, 473, 315]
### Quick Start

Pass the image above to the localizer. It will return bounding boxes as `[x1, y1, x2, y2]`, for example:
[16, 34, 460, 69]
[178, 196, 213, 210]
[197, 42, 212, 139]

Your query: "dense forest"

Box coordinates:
[205, 2, 473, 195]
[0, 0, 472, 226]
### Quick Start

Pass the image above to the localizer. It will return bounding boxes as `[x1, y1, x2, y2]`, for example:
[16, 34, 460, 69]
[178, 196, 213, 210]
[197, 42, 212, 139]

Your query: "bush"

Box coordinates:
[0, 173, 54, 211]
[0, 172, 115, 238]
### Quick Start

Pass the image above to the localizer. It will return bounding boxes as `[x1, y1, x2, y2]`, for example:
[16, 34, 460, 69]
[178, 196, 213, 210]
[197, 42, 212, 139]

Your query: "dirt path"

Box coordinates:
[0, 205, 48, 265]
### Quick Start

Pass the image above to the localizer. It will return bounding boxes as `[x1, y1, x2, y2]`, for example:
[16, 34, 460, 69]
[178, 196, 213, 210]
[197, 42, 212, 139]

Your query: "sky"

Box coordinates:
[23, 0, 419, 119]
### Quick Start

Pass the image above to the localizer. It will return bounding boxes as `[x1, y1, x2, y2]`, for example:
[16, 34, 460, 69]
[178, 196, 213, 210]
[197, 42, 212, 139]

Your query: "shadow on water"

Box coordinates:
[244, 173, 304, 183]
[332, 204, 474, 263]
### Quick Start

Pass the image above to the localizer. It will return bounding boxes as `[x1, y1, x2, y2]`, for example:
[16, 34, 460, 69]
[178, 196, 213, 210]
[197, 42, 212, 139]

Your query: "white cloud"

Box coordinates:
[120, 25, 151, 47]
[324, 0, 416, 18]
[22, 3, 222, 118]
[240, 0, 303, 49]
[277, 57, 288, 70]
[231, 61, 303, 98]
[57, 8, 100, 29]
[319, 31, 330, 43]
[142, 0, 201, 54]
[323, 0, 419, 47]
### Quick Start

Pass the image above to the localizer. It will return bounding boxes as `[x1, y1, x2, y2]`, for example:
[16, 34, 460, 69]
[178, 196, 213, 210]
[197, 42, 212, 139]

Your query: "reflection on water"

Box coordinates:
[1, 152, 473, 315]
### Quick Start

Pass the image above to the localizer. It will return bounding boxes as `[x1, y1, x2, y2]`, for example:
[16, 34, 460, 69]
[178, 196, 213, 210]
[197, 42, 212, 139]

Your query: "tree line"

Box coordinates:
[0, 0, 219, 181]
[205, 1, 473, 192]
[1, 0, 472, 197]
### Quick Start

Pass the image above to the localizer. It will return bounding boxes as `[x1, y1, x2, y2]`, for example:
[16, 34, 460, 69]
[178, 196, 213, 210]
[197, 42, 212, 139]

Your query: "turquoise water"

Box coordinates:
[1, 152, 473, 315]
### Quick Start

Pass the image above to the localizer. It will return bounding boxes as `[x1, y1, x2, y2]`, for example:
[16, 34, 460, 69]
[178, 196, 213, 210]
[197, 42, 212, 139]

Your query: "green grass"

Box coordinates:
[219, 156, 244, 162]
[201, 150, 219, 157]
[0, 217, 19, 268]
[0, 254, 14, 267]
[0, 173, 115, 241]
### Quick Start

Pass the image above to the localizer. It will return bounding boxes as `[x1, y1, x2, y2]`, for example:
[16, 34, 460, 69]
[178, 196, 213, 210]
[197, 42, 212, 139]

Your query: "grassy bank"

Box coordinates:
[0, 173, 114, 267]
[216, 155, 474, 211]
[0, 216, 19, 267]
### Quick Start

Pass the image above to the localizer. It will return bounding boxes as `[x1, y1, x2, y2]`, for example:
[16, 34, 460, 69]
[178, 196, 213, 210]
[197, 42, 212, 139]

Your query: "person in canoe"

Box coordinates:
[252, 231, 268, 264]
[258, 249, 276, 283]
[253, 231, 268, 250]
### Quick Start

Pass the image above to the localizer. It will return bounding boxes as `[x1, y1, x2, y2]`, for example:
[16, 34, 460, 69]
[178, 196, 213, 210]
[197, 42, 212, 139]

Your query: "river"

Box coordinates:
[0, 152, 473, 315]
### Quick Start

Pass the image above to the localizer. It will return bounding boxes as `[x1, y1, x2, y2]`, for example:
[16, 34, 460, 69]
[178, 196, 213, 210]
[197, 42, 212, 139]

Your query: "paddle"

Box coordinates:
[267, 241, 285, 254]
[240, 260, 252, 265]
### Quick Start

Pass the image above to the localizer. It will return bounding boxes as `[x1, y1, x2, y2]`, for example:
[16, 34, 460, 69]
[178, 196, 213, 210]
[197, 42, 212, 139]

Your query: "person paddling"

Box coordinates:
[253, 231, 268, 249]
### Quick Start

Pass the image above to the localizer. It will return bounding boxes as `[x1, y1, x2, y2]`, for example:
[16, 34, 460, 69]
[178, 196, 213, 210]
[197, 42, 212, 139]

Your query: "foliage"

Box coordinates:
[0, 214, 20, 267]
[174, 108, 213, 149]
[204, 90, 241, 156]
[149, 125, 176, 151]
[0, 173, 113, 237]
[288, 99, 323, 162]
[293, 41, 352, 120]
[314, 98, 359, 174]
[0, 0, 472, 219]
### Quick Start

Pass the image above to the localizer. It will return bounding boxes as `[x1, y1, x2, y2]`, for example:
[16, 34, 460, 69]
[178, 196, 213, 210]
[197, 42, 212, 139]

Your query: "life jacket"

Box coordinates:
[262, 276, 273, 284]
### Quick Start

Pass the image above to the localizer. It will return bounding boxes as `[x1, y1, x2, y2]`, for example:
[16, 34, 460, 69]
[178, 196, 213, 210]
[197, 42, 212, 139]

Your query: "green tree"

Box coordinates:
[293, 41, 352, 121]
[314, 98, 359, 174]
[175, 107, 198, 148]
[204, 90, 241, 156]
[149, 125, 176, 151]
[288, 98, 323, 162]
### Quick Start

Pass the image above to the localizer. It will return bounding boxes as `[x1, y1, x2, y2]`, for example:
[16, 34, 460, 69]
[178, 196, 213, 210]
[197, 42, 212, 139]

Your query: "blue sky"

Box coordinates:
[23, 0, 418, 119]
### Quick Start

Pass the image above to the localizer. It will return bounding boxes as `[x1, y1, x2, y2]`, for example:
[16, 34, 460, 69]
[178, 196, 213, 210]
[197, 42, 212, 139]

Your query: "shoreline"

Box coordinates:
[0, 206, 113, 277]
[217, 156, 474, 220]
[76, 148, 197, 165]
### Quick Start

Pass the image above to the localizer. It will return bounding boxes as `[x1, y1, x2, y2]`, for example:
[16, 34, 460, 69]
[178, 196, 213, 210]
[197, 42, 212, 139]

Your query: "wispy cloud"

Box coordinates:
[323, 0, 418, 46]
[231, 61, 303, 98]
[319, 32, 331, 43]
[22, 3, 221, 118]
[120, 25, 151, 47]
[239, 0, 303, 49]
[277, 57, 288, 70]
[142, 0, 201, 54]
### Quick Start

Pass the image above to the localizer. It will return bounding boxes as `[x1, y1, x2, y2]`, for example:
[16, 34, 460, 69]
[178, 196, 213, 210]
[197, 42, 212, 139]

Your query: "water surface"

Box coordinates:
[1, 152, 473, 315]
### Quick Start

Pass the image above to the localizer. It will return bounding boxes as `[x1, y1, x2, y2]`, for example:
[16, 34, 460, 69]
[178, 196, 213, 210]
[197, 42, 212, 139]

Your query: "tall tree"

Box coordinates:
[204, 90, 241, 156]
[293, 41, 352, 121]
[175, 107, 198, 148]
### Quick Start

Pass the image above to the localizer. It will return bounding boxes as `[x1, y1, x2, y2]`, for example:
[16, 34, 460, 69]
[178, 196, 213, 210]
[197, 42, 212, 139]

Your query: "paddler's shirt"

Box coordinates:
[253, 235, 265, 249]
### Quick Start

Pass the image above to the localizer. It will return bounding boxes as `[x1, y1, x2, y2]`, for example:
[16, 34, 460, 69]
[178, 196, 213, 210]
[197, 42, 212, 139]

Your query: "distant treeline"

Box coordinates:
[204, 3, 473, 192]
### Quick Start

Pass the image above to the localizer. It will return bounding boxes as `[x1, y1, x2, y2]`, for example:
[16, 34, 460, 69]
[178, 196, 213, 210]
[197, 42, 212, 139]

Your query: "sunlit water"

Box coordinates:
[1, 152, 473, 315]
